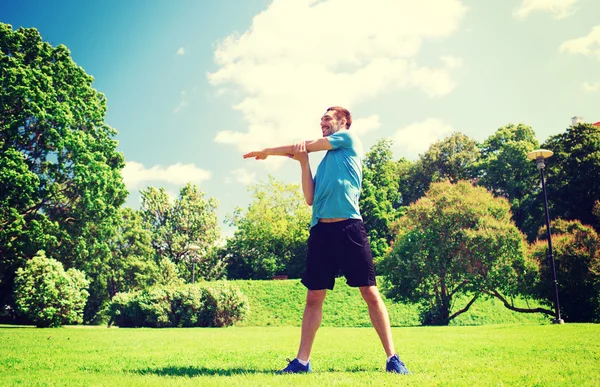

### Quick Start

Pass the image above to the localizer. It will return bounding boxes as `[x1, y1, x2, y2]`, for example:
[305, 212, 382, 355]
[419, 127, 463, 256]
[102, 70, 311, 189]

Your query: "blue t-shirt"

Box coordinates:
[311, 130, 363, 227]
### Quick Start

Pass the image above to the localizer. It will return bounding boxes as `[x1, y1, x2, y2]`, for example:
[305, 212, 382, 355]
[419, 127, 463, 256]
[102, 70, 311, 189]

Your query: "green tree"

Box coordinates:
[542, 123, 600, 232]
[223, 176, 311, 279]
[14, 251, 89, 327]
[360, 139, 403, 261]
[397, 158, 427, 206]
[382, 181, 546, 325]
[421, 132, 479, 183]
[473, 124, 540, 236]
[106, 208, 158, 298]
[139, 183, 223, 282]
[398, 132, 479, 206]
[0, 24, 127, 320]
[529, 219, 600, 322]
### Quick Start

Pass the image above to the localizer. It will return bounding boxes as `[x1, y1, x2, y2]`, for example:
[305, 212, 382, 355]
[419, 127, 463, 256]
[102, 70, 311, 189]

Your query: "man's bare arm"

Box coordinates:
[288, 142, 315, 205]
[243, 137, 333, 160]
[243, 145, 294, 160]
[305, 137, 333, 153]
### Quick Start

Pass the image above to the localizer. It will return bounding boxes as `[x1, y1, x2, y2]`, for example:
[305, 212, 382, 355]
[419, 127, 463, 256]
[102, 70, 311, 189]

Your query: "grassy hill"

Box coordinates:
[232, 278, 549, 327]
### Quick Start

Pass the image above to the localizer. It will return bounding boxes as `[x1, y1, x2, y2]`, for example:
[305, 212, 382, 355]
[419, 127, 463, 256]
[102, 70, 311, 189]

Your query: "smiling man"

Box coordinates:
[243, 106, 410, 374]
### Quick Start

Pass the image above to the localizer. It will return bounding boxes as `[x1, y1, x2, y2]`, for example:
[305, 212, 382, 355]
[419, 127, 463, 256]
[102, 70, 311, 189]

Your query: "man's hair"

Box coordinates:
[326, 106, 352, 129]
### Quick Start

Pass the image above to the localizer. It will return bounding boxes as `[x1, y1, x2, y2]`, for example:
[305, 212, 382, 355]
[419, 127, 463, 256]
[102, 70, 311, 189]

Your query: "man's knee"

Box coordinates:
[306, 289, 326, 308]
[360, 286, 382, 307]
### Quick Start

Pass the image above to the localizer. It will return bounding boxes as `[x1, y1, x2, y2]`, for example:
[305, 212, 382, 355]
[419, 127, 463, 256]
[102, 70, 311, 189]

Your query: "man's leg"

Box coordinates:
[296, 289, 327, 361]
[359, 286, 395, 357]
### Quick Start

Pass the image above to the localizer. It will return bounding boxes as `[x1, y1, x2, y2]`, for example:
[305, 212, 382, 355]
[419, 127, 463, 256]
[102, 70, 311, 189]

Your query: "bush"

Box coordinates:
[200, 281, 250, 327]
[529, 219, 600, 322]
[14, 251, 90, 327]
[108, 282, 249, 328]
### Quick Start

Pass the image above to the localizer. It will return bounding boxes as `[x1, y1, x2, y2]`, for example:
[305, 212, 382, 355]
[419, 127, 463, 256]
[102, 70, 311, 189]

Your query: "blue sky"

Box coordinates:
[3, 0, 599, 237]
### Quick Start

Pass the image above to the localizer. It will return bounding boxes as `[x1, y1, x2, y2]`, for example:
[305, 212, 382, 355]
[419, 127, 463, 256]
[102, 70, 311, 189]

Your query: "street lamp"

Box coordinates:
[188, 244, 200, 284]
[526, 149, 564, 324]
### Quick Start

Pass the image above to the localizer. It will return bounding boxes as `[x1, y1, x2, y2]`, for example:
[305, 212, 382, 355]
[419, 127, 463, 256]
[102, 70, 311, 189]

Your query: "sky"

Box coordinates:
[2, 0, 599, 237]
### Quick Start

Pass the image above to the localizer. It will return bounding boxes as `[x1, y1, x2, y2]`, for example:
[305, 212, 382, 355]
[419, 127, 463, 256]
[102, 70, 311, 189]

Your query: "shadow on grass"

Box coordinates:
[136, 365, 377, 377]
[136, 366, 273, 377]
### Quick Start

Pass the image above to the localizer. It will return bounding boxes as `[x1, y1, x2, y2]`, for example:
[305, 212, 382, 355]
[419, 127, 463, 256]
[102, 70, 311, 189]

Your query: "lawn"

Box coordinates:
[2, 324, 599, 386]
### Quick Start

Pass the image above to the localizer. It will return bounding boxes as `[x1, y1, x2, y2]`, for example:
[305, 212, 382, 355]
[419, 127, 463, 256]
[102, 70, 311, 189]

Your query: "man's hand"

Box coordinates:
[288, 141, 309, 163]
[243, 150, 268, 160]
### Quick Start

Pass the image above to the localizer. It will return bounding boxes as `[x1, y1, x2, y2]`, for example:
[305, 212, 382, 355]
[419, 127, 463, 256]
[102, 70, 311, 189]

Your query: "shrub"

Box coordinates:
[108, 282, 249, 328]
[199, 281, 249, 327]
[14, 251, 90, 327]
[529, 219, 600, 322]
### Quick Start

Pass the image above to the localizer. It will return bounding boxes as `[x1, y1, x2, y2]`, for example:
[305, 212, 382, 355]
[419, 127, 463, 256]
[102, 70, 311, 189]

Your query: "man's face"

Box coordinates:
[320, 111, 345, 137]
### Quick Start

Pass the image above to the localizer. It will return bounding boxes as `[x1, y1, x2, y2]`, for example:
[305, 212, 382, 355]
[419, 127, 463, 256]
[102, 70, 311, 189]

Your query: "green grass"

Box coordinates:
[1, 324, 599, 386]
[233, 277, 549, 327]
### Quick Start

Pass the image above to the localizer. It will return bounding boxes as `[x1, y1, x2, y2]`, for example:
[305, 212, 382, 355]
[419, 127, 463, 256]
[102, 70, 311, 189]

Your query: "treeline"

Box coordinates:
[1, 23, 599, 327]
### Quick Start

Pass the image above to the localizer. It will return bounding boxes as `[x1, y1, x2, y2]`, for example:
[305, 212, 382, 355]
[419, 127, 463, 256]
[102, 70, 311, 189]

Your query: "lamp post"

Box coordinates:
[188, 244, 200, 284]
[526, 149, 564, 324]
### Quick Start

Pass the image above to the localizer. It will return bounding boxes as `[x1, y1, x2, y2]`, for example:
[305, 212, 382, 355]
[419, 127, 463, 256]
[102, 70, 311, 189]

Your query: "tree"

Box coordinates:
[421, 132, 479, 183]
[398, 132, 479, 206]
[529, 219, 600, 322]
[139, 183, 223, 282]
[223, 176, 311, 279]
[14, 251, 89, 327]
[473, 124, 540, 236]
[542, 123, 600, 232]
[360, 139, 403, 261]
[0, 24, 127, 320]
[397, 158, 428, 206]
[382, 181, 542, 325]
[105, 208, 158, 298]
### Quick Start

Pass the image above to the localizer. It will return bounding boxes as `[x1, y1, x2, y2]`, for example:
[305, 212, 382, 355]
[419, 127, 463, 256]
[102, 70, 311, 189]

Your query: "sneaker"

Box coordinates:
[277, 358, 312, 374]
[386, 354, 410, 374]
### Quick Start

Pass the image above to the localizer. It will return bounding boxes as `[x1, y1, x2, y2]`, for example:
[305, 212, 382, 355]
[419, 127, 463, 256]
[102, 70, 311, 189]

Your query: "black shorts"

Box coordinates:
[301, 219, 376, 290]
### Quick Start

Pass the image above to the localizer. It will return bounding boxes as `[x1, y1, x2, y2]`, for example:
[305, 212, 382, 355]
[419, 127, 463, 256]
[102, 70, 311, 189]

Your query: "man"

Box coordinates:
[243, 106, 410, 374]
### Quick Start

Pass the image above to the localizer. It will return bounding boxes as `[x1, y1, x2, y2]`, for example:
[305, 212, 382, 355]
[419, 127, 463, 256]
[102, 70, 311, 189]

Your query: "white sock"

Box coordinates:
[387, 354, 397, 362]
[296, 358, 309, 366]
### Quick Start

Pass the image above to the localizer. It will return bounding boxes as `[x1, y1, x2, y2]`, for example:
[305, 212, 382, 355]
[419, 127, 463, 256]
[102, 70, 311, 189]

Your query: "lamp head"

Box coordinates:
[527, 149, 553, 169]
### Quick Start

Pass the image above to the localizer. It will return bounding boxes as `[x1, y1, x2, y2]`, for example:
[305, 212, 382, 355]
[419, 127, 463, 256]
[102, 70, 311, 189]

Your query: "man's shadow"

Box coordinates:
[135, 366, 273, 377]
[136, 365, 373, 377]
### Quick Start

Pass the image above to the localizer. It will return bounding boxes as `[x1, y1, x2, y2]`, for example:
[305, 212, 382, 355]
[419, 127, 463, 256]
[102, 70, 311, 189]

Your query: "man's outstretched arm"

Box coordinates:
[243, 138, 333, 160]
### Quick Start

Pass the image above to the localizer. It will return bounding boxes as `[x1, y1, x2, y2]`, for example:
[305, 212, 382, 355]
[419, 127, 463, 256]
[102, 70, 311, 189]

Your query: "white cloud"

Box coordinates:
[177, 47, 185, 55]
[440, 56, 463, 69]
[560, 26, 600, 60]
[350, 115, 381, 135]
[513, 0, 579, 19]
[582, 81, 600, 92]
[391, 118, 455, 159]
[225, 168, 257, 185]
[173, 90, 188, 113]
[122, 161, 211, 190]
[208, 0, 467, 154]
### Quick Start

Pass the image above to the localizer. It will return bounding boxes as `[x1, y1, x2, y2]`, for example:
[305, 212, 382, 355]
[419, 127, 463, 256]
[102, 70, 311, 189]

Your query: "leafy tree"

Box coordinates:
[421, 132, 479, 183]
[223, 176, 311, 279]
[14, 251, 89, 327]
[360, 139, 404, 261]
[382, 181, 545, 325]
[106, 208, 158, 298]
[529, 219, 600, 322]
[0, 24, 127, 320]
[397, 158, 427, 206]
[542, 123, 600, 232]
[473, 124, 540, 235]
[398, 132, 479, 206]
[139, 183, 223, 282]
